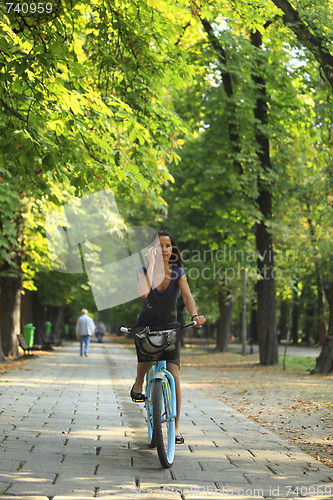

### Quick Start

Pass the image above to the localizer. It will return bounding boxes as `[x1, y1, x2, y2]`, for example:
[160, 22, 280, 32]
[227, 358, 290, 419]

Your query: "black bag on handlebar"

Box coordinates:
[133, 326, 179, 362]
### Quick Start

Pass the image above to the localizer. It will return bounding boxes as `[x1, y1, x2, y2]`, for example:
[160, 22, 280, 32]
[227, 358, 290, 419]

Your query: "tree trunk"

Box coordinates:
[0, 276, 21, 357]
[200, 20, 278, 363]
[278, 299, 289, 342]
[303, 301, 314, 345]
[215, 287, 233, 352]
[311, 283, 333, 374]
[251, 30, 278, 365]
[21, 290, 34, 334]
[306, 206, 326, 344]
[291, 285, 299, 344]
[53, 307, 64, 343]
[316, 270, 326, 345]
[249, 294, 258, 343]
[31, 291, 46, 345]
[200, 17, 243, 176]
[311, 335, 333, 374]
[46, 306, 65, 344]
[0, 326, 6, 363]
[256, 223, 278, 365]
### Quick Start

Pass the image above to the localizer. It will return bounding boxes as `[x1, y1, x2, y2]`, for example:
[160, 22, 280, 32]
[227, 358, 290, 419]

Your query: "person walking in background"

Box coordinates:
[76, 309, 95, 357]
[95, 321, 106, 343]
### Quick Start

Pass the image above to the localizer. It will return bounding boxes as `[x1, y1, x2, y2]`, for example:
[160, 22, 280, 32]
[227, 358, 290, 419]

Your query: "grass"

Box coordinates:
[179, 347, 320, 376]
[280, 354, 316, 372]
[109, 336, 321, 375]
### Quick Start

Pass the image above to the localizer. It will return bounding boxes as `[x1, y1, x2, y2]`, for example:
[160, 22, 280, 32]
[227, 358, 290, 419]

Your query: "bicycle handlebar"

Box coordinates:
[119, 321, 196, 335]
[183, 321, 196, 328]
[120, 326, 130, 334]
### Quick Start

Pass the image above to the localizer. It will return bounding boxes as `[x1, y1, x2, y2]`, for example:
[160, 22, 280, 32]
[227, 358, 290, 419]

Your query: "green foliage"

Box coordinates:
[36, 269, 93, 307]
[1, 0, 332, 341]
[0, 169, 22, 277]
[0, 0, 191, 295]
[160, 0, 333, 338]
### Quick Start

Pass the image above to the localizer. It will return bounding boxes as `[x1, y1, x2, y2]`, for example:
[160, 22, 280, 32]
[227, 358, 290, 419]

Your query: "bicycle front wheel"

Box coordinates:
[152, 377, 175, 468]
[146, 397, 156, 448]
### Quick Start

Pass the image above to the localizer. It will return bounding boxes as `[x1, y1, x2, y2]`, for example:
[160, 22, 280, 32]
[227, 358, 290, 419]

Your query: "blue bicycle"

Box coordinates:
[120, 321, 194, 468]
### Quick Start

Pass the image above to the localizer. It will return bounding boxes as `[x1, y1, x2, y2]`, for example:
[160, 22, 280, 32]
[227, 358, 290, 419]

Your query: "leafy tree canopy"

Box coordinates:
[0, 0, 194, 287]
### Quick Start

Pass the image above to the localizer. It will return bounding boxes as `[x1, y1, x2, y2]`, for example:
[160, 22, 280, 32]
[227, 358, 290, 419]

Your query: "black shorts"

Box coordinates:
[168, 355, 180, 368]
[137, 349, 180, 367]
[164, 347, 180, 368]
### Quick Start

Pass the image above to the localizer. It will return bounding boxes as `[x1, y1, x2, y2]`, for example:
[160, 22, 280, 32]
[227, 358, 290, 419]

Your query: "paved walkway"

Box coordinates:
[0, 341, 332, 500]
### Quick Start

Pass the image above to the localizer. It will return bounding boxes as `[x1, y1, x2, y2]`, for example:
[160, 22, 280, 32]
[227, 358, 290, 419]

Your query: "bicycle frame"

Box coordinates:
[120, 321, 196, 468]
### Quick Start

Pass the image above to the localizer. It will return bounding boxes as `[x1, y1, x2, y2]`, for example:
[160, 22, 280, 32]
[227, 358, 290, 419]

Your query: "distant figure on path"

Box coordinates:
[95, 321, 106, 343]
[76, 309, 95, 357]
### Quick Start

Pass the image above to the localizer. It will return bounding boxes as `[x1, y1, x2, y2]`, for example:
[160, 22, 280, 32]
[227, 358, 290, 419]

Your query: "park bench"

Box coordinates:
[39, 329, 62, 349]
[17, 334, 42, 356]
[39, 329, 56, 350]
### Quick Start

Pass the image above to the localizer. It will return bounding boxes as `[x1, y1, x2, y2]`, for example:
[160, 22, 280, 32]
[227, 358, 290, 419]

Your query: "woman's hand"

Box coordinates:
[193, 315, 206, 328]
[146, 245, 157, 267]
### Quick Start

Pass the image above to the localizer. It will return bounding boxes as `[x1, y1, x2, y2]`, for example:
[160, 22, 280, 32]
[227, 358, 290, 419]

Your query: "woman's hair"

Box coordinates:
[157, 230, 184, 267]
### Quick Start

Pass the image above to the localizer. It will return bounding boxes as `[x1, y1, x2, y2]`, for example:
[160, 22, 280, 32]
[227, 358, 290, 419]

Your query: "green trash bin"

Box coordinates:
[64, 324, 69, 337]
[24, 323, 35, 347]
[45, 321, 52, 338]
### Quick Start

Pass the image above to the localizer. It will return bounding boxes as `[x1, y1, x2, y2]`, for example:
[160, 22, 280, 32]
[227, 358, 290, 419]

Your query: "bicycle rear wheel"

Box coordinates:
[152, 377, 175, 468]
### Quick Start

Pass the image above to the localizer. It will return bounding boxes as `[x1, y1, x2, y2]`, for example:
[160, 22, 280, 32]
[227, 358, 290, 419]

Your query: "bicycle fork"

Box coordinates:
[146, 368, 177, 431]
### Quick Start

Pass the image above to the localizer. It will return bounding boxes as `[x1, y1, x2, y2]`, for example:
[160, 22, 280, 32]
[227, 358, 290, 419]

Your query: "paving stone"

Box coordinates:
[20, 455, 65, 472]
[0, 497, 48, 500]
[0, 460, 24, 473]
[197, 459, 239, 471]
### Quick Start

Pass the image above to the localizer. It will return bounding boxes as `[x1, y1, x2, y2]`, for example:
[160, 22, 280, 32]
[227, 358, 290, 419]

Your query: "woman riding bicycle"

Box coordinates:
[131, 230, 205, 444]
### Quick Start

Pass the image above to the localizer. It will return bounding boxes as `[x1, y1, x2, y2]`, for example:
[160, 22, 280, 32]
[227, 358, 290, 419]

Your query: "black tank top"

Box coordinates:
[137, 266, 185, 329]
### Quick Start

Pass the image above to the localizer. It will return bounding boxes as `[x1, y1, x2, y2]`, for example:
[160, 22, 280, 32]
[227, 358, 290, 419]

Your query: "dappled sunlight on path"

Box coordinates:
[0, 340, 332, 499]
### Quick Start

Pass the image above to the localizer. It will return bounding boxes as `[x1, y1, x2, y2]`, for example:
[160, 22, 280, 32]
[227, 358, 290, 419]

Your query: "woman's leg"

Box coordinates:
[166, 361, 181, 436]
[133, 361, 153, 393]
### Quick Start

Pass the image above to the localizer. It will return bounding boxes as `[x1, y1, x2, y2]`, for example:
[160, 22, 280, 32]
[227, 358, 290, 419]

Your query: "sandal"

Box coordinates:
[130, 384, 146, 403]
[175, 435, 184, 444]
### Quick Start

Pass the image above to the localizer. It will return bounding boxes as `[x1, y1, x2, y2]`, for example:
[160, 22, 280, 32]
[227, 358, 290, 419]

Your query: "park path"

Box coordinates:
[0, 340, 332, 500]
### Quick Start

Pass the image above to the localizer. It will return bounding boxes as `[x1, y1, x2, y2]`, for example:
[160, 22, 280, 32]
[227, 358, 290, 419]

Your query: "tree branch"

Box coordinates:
[200, 18, 233, 98]
[199, 17, 243, 174]
[175, 21, 191, 46]
[0, 98, 28, 123]
[271, 0, 333, 90]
